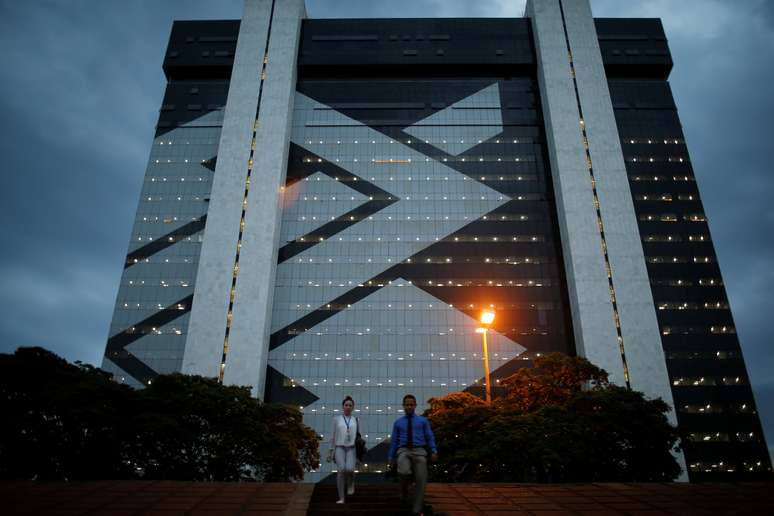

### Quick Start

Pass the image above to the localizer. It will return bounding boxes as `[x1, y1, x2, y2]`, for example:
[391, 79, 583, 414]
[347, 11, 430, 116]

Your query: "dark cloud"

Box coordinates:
[0, 0, 242, 364]
[2, 0, 772, 458]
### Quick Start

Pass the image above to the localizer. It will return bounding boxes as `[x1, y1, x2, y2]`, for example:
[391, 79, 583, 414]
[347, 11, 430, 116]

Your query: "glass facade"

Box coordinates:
[265, 20, 573, 479]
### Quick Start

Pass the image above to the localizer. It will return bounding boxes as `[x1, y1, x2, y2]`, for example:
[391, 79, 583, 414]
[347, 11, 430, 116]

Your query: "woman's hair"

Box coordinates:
[342, 395, 355, 406]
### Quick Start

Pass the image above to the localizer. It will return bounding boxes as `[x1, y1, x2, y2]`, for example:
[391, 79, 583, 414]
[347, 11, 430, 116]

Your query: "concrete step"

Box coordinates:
[307, 484, 432, 515]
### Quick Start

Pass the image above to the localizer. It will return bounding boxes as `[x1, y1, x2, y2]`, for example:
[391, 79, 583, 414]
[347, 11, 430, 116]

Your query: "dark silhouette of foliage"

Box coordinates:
[425, 353, 681, 482]
[0, 346, 135, 480]
[0, 347, 319, 481]
[126, 374, 320, 481]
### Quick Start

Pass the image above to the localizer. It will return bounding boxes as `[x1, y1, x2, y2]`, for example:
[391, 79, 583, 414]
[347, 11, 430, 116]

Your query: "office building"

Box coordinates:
[102, 0, 771, 480]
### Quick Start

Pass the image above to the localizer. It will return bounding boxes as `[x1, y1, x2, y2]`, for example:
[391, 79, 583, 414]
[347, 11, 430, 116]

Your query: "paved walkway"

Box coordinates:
[425, 482, 774, 515]
[2, 480, 774, 515]
[2, 481, 313, 516]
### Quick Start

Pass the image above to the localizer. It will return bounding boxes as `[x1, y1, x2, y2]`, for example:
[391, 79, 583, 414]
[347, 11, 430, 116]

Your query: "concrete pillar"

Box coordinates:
[527, 0, 686, 479]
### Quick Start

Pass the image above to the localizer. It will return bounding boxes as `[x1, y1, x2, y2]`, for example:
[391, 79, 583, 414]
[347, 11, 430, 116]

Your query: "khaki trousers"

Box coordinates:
[396, 447, 427, 513]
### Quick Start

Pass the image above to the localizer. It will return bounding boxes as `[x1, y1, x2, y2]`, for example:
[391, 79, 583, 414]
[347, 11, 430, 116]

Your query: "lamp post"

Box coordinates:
[476, 310, 495, 403]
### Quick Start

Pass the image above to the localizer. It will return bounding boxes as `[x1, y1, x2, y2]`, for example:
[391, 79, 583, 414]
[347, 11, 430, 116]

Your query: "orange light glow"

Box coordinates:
[480, 311, 495, 325]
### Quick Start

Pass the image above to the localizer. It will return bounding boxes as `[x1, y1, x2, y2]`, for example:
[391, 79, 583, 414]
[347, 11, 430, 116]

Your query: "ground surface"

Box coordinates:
[2, 480, 774, 515]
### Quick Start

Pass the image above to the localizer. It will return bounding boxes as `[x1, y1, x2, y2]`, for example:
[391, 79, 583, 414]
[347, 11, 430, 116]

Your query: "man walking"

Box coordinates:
[387, 394, 438, 516]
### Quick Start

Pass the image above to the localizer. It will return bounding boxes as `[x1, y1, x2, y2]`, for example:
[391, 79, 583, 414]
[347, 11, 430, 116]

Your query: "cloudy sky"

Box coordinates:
[1, 0, 773, 458]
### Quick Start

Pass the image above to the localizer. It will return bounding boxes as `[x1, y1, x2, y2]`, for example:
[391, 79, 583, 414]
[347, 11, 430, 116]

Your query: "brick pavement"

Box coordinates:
[424, 482, 774, 515]
[2, 481, 774, 515]
[1, 481, 313, 516]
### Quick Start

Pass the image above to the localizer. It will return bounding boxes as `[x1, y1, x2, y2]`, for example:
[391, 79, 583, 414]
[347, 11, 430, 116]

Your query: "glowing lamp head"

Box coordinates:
[480, 311, 495, 325]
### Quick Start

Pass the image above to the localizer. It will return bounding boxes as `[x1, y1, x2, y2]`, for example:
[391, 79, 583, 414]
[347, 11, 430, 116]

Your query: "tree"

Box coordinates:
[129, 374, 320, 481]
[425, 353, 682, 482]
[0, 346, 136, 480]
[0, 347, 319, 481]
[559, 386, 681, 481]
[498, 352, 608, 412]
[424, 393, 497, 481]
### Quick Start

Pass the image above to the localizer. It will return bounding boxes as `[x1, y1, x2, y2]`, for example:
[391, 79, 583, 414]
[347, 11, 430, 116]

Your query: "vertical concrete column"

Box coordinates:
[182, 0, 274, 378]
[222, 0, 306, 396]
[528, 0, 686, 478]
[561, 0, 679, 421]
[526, 0, 626, 383]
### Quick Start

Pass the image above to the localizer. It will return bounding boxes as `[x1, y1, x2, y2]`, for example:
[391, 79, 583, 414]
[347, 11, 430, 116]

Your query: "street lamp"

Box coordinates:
[476, 310, 495, 403]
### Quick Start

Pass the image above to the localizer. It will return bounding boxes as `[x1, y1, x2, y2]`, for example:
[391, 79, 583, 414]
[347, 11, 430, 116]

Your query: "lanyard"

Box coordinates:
[343, 415, 353, 437]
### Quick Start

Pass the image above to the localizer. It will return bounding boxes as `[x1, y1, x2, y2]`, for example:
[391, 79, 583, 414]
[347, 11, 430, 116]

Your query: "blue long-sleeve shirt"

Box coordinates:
[387, 414, 437, 461]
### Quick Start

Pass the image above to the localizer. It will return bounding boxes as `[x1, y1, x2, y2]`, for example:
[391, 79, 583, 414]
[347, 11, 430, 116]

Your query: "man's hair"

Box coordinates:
[402, 394, 417, 404]
[342, 395, 355, 406]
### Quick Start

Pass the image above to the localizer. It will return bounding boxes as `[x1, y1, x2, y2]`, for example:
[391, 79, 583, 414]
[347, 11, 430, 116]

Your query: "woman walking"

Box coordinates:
[328, 396, 361, 504]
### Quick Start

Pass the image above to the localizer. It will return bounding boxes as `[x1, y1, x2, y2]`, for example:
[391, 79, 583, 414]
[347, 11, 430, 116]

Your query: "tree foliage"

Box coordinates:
[0, 347, 319, 481]
[425, 353, 681, 482]
[499, 352, 609, 412]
